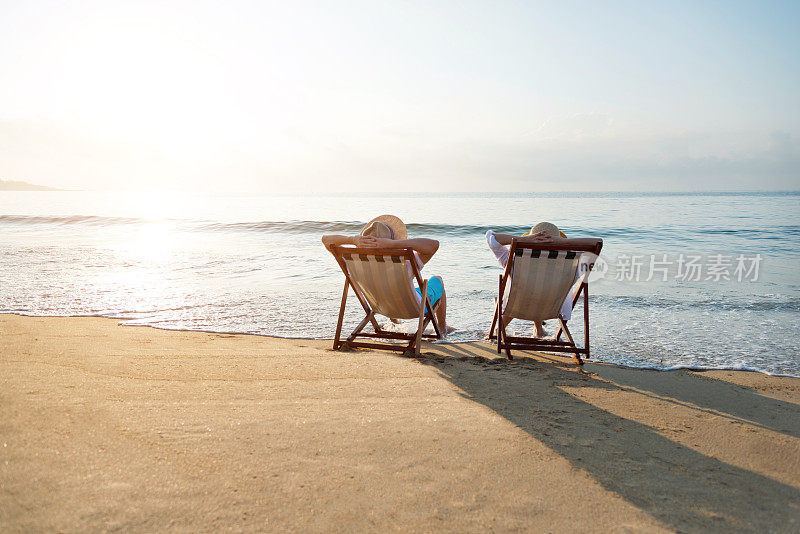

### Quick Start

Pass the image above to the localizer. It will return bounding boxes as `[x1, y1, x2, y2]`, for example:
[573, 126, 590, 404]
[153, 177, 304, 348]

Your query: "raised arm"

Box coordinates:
[493, 231, 599, 249]
[322, 234, 440, 264]
[363, 237, 439, 264]
[321, 234, 353, 250]
[321, 234, 375, 250]
[490, 232, 518, 246]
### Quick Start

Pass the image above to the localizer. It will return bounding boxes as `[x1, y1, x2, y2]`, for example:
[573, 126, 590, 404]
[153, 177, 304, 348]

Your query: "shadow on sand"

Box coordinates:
[415, 343, 800, 532]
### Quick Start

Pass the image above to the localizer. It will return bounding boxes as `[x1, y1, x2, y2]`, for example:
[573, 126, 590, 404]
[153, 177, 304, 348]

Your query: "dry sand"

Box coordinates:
[1, 314, 799, 532]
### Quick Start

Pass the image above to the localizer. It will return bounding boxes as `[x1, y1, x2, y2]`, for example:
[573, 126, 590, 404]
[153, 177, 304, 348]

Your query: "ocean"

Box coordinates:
[1, 190, 798, 376]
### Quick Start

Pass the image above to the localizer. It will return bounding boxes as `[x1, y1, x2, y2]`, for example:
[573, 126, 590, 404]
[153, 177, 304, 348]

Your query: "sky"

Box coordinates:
[0, 0, 798, 193]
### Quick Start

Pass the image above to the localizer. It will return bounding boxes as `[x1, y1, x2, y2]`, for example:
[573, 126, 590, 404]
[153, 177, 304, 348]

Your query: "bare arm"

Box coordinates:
[360, 236, 440, 264]
[321, 234, 353, 250]
[492, 232, 599, 248]
[321, 234, 375, 250]
[490, 233, 518, 246]
[322, 235, 439, 264]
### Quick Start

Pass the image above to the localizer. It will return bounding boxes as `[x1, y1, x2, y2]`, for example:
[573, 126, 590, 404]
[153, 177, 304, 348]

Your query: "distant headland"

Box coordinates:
[0, 179, 62, 191]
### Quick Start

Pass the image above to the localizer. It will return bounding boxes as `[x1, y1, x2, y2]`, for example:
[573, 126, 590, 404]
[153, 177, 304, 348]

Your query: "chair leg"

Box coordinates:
[583, 283, 590, 361]
[554, 283, 584, 342]
[496, 275, 503, 355]
[554, 325, 563, 342]
[558, 315, 582, 365]
[348, 282, 382, 333]
[348, 311, 374, 343]
[501, 320, 513, 360]
[413, 280, 429, 355]
[497, 275, 513, 359]
[489, 298, 498, 340]
[333, 279, 349, 350]
[428, 299, 442, 339]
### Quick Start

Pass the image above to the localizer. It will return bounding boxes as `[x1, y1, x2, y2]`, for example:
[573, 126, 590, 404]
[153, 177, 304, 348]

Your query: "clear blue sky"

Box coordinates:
[0, 0, 798, 192]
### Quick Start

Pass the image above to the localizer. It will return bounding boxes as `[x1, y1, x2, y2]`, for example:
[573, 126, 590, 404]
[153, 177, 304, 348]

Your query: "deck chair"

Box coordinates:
[488, 238, 603, 364]
[327, 244, 442, 354]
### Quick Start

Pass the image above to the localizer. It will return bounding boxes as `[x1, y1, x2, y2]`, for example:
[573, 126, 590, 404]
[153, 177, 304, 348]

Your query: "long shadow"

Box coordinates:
[435, 342, 800, 439]
[416, 348, 800, 533]
[589, 364, 800, 439]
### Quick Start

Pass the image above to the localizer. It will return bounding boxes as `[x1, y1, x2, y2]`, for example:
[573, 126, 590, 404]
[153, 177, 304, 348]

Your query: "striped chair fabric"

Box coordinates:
[341, 252, 421, 319]
[504, 249, 582, 322]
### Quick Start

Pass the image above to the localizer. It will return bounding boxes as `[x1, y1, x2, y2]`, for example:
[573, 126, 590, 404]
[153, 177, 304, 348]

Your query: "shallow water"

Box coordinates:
[1, 190, 798, 376]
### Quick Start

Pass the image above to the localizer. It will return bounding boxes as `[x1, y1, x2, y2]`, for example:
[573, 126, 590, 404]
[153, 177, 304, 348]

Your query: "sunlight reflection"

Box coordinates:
[127, 221, 176, 264]
[118, 189, 182, 265]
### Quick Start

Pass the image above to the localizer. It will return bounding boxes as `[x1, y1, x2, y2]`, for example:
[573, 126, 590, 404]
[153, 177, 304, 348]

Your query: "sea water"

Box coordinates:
[1, 191, 798, 376]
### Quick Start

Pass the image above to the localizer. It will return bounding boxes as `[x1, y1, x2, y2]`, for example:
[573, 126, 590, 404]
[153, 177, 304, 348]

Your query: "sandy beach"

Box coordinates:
[1, 314, 799, 532]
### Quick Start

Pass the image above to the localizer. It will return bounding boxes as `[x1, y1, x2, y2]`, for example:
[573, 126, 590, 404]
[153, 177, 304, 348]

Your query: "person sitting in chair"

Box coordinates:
[322, 214, 448, 335]
[486, 221, 598, 338]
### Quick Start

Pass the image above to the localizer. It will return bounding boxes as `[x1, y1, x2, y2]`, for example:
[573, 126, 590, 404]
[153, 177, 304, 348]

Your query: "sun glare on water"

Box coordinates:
[119, 190, 182, 266]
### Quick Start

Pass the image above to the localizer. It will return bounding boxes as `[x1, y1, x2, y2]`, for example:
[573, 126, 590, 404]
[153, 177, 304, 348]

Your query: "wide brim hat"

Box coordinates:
[522, 221, 567, 238]
[361, 214, 407, 240]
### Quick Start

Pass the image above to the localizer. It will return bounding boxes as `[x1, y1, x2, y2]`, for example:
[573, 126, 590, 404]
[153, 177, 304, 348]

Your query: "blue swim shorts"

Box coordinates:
[414, 276, 444, 310]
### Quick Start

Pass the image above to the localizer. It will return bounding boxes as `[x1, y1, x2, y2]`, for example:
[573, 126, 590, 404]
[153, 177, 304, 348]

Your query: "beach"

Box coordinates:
[3, 191, 799, 377]
[2, 314, 798, 532]
[2, 0, 798, 530]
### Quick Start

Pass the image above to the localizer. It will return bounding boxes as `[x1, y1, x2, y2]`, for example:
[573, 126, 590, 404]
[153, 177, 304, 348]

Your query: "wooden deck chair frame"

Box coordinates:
[488, 238, 603, 364]
[328, 244, 442, 355]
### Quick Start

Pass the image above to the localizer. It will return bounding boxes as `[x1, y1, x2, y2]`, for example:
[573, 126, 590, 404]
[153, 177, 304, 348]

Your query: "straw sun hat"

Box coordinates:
[360, 214, 407, 240]
[522, 221, 567, 238]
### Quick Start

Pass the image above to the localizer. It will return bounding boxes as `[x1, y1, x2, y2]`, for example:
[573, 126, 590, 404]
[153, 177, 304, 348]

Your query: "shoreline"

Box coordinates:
[2, 314, 799, 531]
[5, 311, 799, 379]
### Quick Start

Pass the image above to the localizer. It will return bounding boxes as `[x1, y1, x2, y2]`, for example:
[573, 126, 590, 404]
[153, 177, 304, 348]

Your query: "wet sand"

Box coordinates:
[1, 314, 799, 532]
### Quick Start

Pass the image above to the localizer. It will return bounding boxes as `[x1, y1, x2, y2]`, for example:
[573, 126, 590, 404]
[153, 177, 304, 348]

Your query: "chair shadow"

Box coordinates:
[589, 364, 800, 440]
[415, 346, 800, 533]
[434, 341, 800, 439]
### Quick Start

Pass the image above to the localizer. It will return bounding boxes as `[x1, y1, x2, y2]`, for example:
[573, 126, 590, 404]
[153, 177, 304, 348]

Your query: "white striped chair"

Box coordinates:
[328, 245, 442, 354]
[489, 238, 603, 363]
